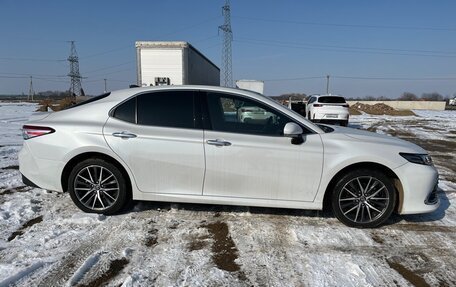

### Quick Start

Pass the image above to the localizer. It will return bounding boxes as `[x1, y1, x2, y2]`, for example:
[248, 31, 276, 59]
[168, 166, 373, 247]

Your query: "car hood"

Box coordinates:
[324, 125, 427, 154]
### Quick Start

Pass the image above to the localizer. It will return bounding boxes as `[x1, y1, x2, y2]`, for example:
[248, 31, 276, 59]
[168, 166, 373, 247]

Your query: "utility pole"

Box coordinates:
[326, 75, 330, 94]
[104, 78, 107, 93]
[219, 0, 233, 87]
[28, 76, 35, 101]
[67, 41, 83, 97]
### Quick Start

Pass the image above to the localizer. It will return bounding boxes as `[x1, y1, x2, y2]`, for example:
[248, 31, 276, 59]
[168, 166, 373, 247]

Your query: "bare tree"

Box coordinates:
[399, 92, 418, 101]
[421, 92, 444, 101]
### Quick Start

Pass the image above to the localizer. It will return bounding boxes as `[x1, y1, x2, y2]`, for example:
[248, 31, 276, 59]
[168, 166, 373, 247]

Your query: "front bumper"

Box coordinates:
[394, 162, 440, 214]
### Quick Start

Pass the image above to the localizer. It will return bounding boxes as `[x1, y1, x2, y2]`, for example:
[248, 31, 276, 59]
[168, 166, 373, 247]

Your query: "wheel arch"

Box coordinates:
[322, 162, 404, 213]
[61, 152, 133, 198]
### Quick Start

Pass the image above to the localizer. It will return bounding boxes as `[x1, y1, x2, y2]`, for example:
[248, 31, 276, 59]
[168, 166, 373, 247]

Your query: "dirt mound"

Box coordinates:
[350, 102, 415, 116]
[36, 96, 89, 112]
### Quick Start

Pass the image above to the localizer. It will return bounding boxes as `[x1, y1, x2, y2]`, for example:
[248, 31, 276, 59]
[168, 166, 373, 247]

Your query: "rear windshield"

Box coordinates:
[318, 96, 346, 103]
[64, 92, 111, 110]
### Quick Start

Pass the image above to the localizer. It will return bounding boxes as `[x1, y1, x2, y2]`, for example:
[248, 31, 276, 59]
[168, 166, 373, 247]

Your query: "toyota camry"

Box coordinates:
[19, 86, 439, 228]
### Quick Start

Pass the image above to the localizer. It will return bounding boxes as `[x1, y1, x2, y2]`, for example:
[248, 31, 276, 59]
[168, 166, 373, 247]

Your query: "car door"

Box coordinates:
[306, 96, 314, 119]
[202, 91, 324, 202]
[103, 90, 205, 195]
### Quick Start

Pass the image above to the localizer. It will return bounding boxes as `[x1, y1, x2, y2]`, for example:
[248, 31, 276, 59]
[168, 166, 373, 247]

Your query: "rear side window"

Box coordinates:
[318, 96, 346, 103]
[137, 91, 195, 129]
[113, 97, 136, 123]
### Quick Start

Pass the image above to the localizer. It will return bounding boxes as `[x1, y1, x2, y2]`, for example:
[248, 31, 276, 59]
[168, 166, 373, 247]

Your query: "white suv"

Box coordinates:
[306, 95, 349, 126]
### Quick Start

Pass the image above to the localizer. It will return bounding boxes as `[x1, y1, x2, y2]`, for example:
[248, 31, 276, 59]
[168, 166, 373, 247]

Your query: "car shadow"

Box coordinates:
[385, 187, 451, 226]
[125, 199, 334, 220]
[120, 188, 450, 227]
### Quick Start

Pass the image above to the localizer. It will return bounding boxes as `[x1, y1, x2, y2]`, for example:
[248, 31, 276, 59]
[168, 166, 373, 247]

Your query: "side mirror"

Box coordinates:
[283, 122, 303, 138]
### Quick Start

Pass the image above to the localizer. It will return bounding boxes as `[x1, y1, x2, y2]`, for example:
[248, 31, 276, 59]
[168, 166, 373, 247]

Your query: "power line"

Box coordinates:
[83, 61, 134, 74]
[235, 37, 456, 56]
[87, 67, 135, 78]
[233, 16, 456, 32]
[235, 38, 456, 58]
[0, 72, 66, 78]
[332, 75, 456, 80]
[262, 75, 456, 82]
[263, 76, 325, 82]
[0, 75, 68, 83]
[0, 57, 66, 62]
[80, 17, 222, 60]
[83, 78, 134, 83]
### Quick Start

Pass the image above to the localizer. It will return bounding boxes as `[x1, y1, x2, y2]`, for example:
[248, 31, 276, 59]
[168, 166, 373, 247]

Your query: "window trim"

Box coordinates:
[201, 91, 313, 137]
[109, 89, 202, 130]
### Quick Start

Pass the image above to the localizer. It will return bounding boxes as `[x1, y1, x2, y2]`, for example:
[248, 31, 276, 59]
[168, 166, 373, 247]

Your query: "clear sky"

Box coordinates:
[1, 0, 455, 98]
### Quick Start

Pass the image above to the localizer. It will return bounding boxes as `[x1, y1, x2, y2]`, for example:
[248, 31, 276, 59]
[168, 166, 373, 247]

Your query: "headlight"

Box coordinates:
[399, 153, 433, 166]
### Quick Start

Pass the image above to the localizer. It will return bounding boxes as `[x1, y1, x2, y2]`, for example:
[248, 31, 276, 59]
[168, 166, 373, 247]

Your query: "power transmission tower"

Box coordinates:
[219, 0, 233, 87]
[67, 41, 83, 97]
[28, 76, 35, 101]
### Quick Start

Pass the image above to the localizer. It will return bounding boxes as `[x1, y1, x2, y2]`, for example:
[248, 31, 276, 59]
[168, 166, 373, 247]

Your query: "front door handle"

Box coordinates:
[206, 139, 231, 147]
[112, 131, 137, 139]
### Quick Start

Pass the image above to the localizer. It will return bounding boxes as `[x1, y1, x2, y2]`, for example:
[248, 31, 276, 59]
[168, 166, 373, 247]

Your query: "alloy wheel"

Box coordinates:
[338, 176, 390, 224]
[73, 165, 120, 211]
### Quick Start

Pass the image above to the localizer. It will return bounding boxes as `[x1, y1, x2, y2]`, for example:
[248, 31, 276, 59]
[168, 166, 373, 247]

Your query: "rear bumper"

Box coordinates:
[312, 112, 349, 121]
[18, 142, 65, 192]
[22, 174, 40, 188]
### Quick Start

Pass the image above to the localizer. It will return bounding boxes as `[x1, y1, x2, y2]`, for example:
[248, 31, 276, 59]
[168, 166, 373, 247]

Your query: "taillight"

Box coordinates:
[22, 125, 55, 140]
[313, 104, 323, 107]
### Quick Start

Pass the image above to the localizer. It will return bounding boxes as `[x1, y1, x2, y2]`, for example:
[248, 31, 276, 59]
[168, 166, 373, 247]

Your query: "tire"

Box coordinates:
[331, 169, 396, 228]
[68, 158, 129, 215]
[341, 120, 348, 127]
[308, 111, 312, 120]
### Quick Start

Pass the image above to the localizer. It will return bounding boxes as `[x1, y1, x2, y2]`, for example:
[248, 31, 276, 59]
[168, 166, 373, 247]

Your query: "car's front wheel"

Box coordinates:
[68, 158, 128, 214]
[331, 169, 396, 228]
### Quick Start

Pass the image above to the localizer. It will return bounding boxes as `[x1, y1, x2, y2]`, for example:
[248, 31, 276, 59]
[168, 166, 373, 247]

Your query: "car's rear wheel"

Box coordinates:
[68, 158, 128, 214]
[331, 169, 396, 228]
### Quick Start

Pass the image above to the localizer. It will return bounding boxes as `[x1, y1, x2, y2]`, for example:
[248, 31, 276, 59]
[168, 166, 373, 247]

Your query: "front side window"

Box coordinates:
[206, 92, 292, 136]
[137, 91, 195, 129]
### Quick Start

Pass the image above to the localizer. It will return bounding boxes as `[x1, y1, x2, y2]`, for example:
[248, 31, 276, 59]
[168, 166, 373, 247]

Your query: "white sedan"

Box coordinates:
[19, 86, 439, 228]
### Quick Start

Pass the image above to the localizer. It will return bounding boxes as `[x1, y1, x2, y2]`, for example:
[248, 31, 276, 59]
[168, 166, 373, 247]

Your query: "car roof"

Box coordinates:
[310, 94, 344, 98]
[108, 85, 263, 101]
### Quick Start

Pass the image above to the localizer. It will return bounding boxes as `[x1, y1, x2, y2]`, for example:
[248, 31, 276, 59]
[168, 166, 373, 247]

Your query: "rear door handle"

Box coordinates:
[206, 139, 231, 147]
[112, 131, 137, 139]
